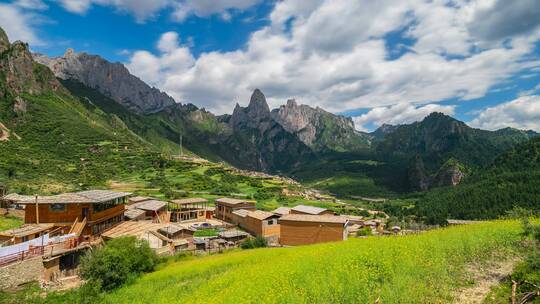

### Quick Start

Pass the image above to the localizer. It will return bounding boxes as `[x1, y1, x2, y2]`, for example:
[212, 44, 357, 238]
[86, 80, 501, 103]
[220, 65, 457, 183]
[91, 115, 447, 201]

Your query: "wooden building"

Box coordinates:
[129, 199, 168, 223]
[215, 198, 256, 223]
[169, 198, 212, 222]
[290, 205, 334, 216]
[231, 209, 250, 226]
[242, 210, 280, 238]
[0, 224, 54, 245]
[278, 214, 349, 246]
[272, 206, 291, 216]
[2, 190, 130, 236]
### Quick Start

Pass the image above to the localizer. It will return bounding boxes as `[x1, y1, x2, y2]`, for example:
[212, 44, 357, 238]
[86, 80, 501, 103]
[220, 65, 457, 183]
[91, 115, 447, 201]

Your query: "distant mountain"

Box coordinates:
[374, 112, 537, 190]
[0, 29, 158, 193]
[271, 99, 370, 152]
[226, 89, 315, 172]
[416, 136, 540, 221]
[33, 49, 176, 114]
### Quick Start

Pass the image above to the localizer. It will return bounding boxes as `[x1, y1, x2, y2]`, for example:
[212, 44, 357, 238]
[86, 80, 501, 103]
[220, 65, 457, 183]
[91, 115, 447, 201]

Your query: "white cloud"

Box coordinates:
[352, 103, 456, 132]
[0, 3, 43, 46]
[171, 0, 261, 21]
[468, 95, 540, 131]
[125, 0, 540, 119]
[157, 32, 180, 53]
[55, 0, 259, 22]
[15, 0, 48, 10]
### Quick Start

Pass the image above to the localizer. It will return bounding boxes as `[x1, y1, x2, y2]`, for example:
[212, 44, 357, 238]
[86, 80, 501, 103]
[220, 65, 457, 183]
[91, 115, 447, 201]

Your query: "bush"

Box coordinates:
[356, 227, 372, 237]
[241, 236, 268, 249]
[80, 237, 157, 291]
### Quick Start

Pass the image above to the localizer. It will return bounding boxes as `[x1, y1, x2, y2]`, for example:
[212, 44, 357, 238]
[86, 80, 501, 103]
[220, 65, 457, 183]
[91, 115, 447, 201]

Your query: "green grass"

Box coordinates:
[0, 215, 23, 231]
[102, 221, 521, 303]
[193, 229, 218, 237]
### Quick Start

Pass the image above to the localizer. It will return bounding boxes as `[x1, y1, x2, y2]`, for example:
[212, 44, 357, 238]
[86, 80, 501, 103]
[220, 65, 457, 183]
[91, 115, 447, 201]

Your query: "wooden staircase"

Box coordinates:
[68, 217, 87, 237]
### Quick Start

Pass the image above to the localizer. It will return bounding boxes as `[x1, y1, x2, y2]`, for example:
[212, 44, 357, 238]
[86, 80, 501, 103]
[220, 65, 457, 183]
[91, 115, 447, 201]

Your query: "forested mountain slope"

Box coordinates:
[415, 137, 540, 221]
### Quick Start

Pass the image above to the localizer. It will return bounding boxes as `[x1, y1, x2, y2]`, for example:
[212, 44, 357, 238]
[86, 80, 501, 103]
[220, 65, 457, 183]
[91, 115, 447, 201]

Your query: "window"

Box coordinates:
[49, 204, 66, 212]
[93, 201, 118, 213]
[267, 219, 274, 225]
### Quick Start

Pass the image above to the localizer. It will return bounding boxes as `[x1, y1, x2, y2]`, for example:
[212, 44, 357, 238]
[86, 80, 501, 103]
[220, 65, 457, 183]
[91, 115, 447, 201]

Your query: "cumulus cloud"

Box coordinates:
[125, 0, 540, 118]
[0, 3, 43, 46]
[55, 0, 259, 22]
[171, 0, 261, 22]
[352, 103, 456, 132]
[15, 0, 48, 10]
[468, 0, 540, 42]
[468, 95, 540, 131]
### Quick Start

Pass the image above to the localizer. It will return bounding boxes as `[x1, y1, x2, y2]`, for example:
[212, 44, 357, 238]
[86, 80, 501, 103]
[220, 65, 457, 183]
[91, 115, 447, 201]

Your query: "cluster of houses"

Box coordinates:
[0, 190, 388, 287]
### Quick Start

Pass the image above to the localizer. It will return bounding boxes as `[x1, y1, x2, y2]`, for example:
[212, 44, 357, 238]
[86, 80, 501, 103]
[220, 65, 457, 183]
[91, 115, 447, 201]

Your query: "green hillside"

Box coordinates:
[415, 137, 540, 221]
[99, 221, 519, 303]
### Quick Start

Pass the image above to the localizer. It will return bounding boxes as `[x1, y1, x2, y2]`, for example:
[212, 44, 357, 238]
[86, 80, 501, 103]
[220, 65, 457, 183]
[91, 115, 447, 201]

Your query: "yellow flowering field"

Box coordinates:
[104, 221, 521, 303]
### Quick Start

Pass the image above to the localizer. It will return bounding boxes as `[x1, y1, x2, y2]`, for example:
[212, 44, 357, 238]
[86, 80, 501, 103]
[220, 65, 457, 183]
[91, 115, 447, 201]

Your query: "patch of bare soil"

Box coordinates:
[0, 121, 10, 141]
[454, 257, 520, 304]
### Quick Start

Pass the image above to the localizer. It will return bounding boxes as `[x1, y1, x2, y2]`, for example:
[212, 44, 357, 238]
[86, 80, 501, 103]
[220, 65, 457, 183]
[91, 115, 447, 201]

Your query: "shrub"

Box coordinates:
[241, 236, 268, 249]
[356, 227, 372, 237]
[80, 237, 157, 291]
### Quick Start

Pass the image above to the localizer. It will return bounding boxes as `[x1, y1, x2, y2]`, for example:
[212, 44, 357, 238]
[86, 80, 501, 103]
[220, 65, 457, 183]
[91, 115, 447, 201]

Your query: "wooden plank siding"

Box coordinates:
[242, 216, 280, 238]
[279, 221, 347, 246]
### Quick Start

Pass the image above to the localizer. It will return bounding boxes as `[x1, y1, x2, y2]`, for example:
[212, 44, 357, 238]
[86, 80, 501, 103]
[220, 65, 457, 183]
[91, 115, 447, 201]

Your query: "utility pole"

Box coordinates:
[179, 134, 183, 156]
[35, 194, 39, 224]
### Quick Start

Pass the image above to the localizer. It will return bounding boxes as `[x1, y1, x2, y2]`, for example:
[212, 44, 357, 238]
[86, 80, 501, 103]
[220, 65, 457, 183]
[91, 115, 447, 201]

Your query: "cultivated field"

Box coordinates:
[104, 221, 521, 303]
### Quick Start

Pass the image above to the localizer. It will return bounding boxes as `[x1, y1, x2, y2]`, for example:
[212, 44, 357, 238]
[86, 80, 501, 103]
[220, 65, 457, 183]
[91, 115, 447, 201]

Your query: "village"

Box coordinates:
[0, 188, 395, 290]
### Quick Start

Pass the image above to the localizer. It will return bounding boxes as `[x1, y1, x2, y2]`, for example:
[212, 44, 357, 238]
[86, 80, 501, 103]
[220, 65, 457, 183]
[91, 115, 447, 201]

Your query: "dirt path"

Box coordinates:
[454, 257, 520, 304]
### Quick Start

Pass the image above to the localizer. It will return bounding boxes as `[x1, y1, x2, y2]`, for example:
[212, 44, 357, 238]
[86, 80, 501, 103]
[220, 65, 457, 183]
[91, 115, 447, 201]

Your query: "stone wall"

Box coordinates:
[0, 256, 43, 290]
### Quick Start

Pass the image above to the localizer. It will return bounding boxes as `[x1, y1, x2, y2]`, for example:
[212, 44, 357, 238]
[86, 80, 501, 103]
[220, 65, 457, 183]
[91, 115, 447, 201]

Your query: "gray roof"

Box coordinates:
[3, 190, 131, 204]
[272, 206, 291, 215]
[218, 230, 249, 238]
[158, 224, 195, 235]
[291, 205, 328, 215]
[124, 208, 146, 220]
[132, 200, 167, 211]
[232, 209, 250, 218]
[170, 198, 208, 205]
[215, 197, 254, 205]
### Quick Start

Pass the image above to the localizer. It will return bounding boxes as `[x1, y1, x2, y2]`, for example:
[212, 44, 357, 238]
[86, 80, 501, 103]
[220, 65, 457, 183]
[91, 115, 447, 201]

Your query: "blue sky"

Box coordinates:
[1, 0, 539, 132]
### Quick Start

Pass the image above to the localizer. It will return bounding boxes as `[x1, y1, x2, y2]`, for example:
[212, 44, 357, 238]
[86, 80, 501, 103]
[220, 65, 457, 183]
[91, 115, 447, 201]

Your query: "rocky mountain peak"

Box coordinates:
[33, 49, 176, 114]
[286, 99, 298, 107]
[247, 89, 270, 117]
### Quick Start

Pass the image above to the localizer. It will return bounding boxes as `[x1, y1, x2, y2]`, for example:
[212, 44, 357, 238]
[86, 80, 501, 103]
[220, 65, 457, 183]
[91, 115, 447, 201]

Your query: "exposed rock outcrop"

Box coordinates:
[271, 98, 369, 151]
[33, 49, 176, 114]
[0, 29, 60, 98]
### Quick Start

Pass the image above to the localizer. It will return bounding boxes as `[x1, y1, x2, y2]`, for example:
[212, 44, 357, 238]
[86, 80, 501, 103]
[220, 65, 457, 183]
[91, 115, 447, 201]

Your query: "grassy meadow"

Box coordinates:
[0, 215, 23, 231]
[101, 221, 521, 304]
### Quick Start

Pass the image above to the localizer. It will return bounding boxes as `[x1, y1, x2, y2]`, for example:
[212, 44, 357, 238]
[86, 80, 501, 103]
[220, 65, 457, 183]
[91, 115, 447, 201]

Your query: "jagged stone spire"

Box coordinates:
[247, 89, 270, 117]
[0, 27, 10, 52]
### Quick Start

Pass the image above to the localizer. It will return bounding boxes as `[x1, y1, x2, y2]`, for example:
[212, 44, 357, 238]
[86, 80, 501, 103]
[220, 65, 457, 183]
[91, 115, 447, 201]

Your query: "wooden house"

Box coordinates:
[0, 224, 54, 245]
[168, 198, 212, 222]
[290, 205, 334, 216]
[231, 209, 250, 226]
[242, 210, 280, 238]
[272, 206, 291, 216]
[278, 214, 348, 246]
[2, 190, 130, 236]
[215, 198, 256, 223]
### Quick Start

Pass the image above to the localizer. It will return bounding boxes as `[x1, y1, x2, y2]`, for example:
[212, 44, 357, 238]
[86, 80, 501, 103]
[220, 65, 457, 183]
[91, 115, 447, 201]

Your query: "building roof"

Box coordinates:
[215, 197, 254, 206]
[124, 208, 146, 220]
[247, 210, 278, 221]
[3, 190, 131, 205]
[291, 205, 329, 215]
[129, 196, 151, 203]
[170, 198, 208, 205]
[272, 206, 291, 215]
[158, 224, 195, 235]
[101, 221, 170, 239]
[131, 200, 167, 211]
[232, 209, 250, 218]
[218, 230, 249, 239]
[0, 224, 54, 238]
[279, 214, 348, 224]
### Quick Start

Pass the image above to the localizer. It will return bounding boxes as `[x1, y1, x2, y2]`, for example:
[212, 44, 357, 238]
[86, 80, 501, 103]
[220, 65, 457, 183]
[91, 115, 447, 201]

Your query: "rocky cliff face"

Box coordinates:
[227, 89, 314, 172]
[33, 49, 176, 114]
[0, 28, 60, 98]
[271, 99, 369, 152]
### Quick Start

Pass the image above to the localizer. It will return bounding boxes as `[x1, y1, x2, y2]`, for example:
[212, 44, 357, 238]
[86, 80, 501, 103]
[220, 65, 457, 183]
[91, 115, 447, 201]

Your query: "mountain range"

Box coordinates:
[1, 26, 538, 203]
